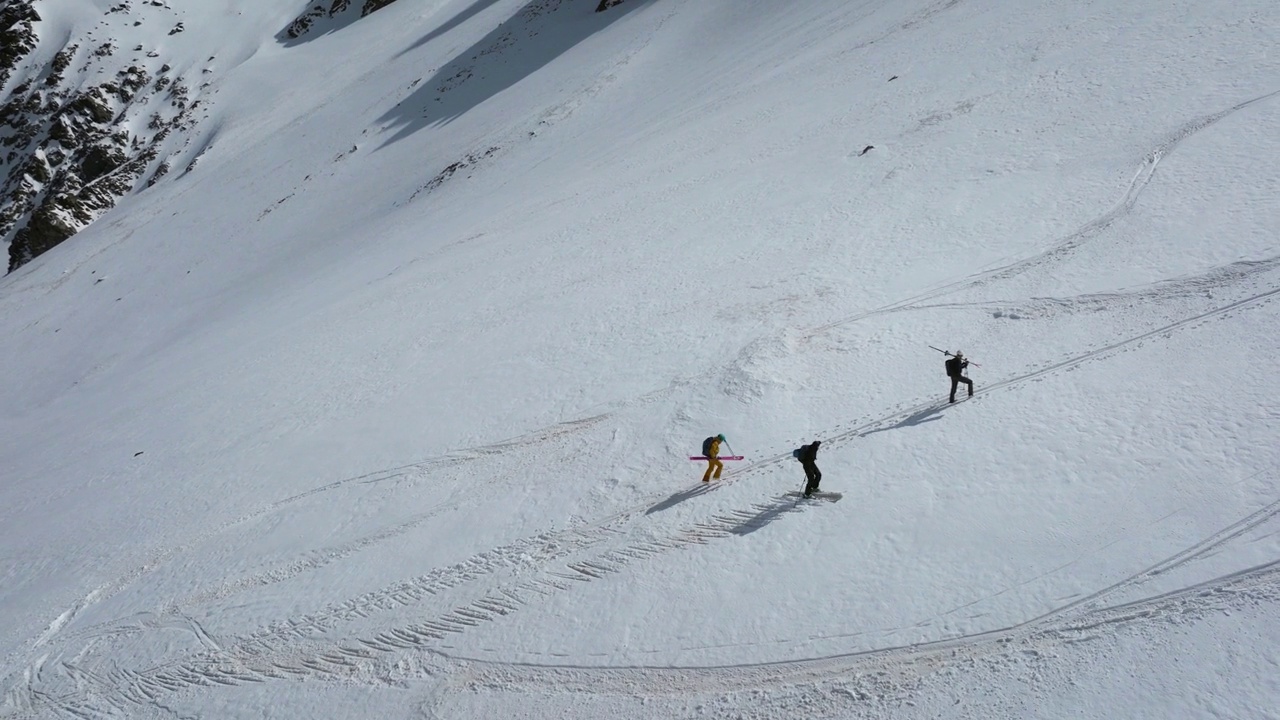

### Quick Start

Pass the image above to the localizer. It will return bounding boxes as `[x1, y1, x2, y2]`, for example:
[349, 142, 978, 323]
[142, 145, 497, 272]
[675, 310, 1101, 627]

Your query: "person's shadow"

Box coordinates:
[645, 483, 714, 515]
[728, 495, 802, 535]
[377, 0, 653, 145]
[860, 403, 946, 437]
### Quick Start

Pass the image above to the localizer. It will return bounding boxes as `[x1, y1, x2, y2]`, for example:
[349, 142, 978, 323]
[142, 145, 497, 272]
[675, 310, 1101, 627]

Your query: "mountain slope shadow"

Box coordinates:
[378, 0, 651, 145]
[400, 0, 511, 54]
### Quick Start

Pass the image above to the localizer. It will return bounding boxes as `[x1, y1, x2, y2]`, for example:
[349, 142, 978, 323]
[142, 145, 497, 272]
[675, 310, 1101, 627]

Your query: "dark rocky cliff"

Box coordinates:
[1, 0, 207, 272]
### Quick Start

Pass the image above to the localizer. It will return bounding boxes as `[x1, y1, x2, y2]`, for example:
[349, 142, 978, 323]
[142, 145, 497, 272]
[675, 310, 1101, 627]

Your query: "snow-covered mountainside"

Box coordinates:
[0, 0, 418, 272]
[1, 0, 1279, 717]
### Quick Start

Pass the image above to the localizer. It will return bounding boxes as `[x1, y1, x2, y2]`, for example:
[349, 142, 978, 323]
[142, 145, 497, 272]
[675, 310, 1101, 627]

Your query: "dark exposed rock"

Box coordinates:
[361, 0, 397, 16]
[2, 4, 211, 272]
[7, 137, 155, 271]
[50, 48, 73, 74]
[46, 46, 76, 86]
[12, 198, 84, 270]
[24, 154, 50, 184]
[284, 8, 324, 39]
[80, 142, 127, 182]
[0, 1, 41, 91]
[147, 160, 169, 186]
[66, 89, 115, 124]
[118, 66, 151, 95]
[407, 146, 500, 202]
[284, 0, 400, 40]
[48, 116, 77, 145]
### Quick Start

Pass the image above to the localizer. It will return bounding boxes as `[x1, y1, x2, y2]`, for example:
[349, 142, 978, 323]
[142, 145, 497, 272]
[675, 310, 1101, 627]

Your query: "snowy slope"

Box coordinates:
[2, 0, 1279, 717]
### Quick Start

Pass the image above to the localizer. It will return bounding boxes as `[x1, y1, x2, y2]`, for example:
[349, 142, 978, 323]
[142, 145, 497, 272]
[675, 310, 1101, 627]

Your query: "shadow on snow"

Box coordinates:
[646, 483, 714, 515]
[859, 403, 946, 437]
[377, 0, 651, 145]
[729, 494, 805, 536]
[398, 0, 511, 56]
[275, 1, 370, 47]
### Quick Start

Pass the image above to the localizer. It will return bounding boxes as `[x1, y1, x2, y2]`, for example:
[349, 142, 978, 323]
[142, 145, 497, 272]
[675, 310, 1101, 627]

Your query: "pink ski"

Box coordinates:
[689, 455, 744, 461]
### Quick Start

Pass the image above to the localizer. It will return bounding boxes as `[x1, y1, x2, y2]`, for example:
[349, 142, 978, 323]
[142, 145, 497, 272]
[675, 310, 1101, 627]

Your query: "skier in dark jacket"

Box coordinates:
[797, 440, 822, 497]
[946, 350, 973, 403]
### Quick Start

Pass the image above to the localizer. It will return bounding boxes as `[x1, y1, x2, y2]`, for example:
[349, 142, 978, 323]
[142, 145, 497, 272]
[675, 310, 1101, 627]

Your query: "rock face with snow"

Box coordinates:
[282, 0, 402, 41]
[0, 0, 433, 273]
[0, 0, 207, 272]
[0, 2, 40, 91]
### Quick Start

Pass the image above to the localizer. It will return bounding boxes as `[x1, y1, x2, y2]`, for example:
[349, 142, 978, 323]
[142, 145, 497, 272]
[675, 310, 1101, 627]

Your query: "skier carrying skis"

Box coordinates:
[946, 350, 974, 403]
[701, 434, 726, 482]
[796, 440, 822, 497]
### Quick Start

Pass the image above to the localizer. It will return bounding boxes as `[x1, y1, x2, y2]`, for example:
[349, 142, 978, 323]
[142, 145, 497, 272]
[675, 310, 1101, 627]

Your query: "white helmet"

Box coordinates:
[955, 350, 964, 358]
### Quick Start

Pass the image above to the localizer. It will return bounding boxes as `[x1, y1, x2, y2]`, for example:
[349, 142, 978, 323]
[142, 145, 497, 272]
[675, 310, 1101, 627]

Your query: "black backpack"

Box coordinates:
[946, 356, 961, 376]
[702, 436, 715, 456]
[794, 442, 820, 462]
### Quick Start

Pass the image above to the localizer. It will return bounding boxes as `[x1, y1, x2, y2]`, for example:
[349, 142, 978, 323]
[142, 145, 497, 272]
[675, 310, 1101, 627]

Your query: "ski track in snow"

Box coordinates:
[8, 413, 612, 641]
[5, 275, 1280, 717]
[11, 476, 1280, 716]
[891, 254, 1280, 322]
[457, 559, 1280, 696]
[2, 378, 708, 694]
[809, 87, 1280, 336]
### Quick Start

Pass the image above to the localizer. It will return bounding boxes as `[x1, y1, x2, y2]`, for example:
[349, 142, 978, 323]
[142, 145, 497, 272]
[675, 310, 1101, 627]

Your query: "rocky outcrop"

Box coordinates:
[1, 1, 209, 272]
[283, 0, 401, 40]
[0, 1, 40, 91]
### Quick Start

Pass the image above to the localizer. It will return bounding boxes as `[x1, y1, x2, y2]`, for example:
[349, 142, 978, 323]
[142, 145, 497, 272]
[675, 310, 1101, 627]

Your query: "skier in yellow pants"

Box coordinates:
[701, 434, 726, 482]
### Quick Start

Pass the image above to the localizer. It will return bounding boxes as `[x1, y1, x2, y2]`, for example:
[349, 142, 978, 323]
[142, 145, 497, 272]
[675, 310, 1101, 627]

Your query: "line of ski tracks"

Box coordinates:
[7, 281, 1280, 719]
[809, 86, 1280, 336]
[471, 515, 1280, 696]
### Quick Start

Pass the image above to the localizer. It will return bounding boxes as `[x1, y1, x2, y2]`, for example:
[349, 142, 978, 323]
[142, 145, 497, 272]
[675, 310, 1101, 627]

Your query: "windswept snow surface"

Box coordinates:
[3, 0, 1280, 717]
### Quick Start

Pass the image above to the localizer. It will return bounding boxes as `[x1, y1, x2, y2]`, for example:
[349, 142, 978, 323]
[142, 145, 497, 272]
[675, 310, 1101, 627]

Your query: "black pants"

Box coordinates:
[802, 461, 821, 495]
[949, 375, 973, 402]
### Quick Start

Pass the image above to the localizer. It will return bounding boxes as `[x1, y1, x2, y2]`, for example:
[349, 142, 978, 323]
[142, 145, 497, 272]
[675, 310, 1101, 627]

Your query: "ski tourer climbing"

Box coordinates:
[946, 350, 974, 403]
[795, 440, 822, 497]
[702, 434, 726, 482]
